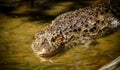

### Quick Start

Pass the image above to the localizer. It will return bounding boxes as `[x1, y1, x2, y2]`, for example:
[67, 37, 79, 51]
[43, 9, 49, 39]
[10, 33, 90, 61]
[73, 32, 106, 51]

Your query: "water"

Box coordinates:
[0, 0, 120, 70]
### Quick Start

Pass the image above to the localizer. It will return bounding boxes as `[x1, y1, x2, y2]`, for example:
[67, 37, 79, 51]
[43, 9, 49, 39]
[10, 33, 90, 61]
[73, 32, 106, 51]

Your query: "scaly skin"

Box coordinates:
[31, 0, 120, 62]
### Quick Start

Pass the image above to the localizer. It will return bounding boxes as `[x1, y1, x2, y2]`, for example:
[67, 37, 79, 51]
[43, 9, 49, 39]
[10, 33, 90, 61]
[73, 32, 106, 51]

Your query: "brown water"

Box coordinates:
[0, 0, 120, 70]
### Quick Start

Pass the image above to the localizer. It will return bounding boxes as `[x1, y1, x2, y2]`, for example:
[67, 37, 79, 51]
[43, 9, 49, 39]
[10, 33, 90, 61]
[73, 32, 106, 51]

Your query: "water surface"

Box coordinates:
[0, 0, 120, 70]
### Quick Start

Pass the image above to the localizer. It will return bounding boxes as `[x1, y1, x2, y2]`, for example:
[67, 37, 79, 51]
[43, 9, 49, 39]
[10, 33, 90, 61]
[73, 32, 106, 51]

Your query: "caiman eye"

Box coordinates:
[41, 42, 45, 45]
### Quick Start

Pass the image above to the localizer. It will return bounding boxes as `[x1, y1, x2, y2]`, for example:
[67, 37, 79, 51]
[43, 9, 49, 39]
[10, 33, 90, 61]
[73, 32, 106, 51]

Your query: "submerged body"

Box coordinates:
[31, 0, 120, 61]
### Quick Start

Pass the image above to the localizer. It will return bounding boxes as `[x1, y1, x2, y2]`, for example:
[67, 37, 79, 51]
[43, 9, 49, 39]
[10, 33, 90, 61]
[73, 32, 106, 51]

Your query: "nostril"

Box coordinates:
[33, 36, 35, 40]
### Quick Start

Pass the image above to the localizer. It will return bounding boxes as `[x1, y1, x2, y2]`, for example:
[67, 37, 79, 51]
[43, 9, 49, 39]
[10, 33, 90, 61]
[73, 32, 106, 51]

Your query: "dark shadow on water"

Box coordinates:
[0, 6, 15, 13]
[0, 0, 96, 23]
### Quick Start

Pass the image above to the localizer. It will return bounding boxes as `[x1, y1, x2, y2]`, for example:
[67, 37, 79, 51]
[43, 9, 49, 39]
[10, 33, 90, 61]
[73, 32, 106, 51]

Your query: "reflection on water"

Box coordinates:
[0, 0, 120, 70]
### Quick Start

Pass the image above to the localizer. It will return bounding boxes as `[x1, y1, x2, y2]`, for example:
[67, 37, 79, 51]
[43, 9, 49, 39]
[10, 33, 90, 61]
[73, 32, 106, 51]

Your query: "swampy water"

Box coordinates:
[0, 0, 120, 70]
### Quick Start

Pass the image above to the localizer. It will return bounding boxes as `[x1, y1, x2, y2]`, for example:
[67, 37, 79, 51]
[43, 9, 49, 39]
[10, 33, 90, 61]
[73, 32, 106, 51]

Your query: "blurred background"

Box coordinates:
[0, 0, 120, 70]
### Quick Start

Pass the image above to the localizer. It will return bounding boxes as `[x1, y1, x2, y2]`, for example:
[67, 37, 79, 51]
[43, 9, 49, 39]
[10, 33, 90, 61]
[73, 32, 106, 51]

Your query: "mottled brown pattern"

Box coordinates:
[32, 0, 120, 61]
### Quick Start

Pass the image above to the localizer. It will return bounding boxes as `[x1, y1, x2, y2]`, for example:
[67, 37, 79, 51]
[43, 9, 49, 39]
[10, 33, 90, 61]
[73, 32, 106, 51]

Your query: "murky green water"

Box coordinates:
[0, 0, 120, 70]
